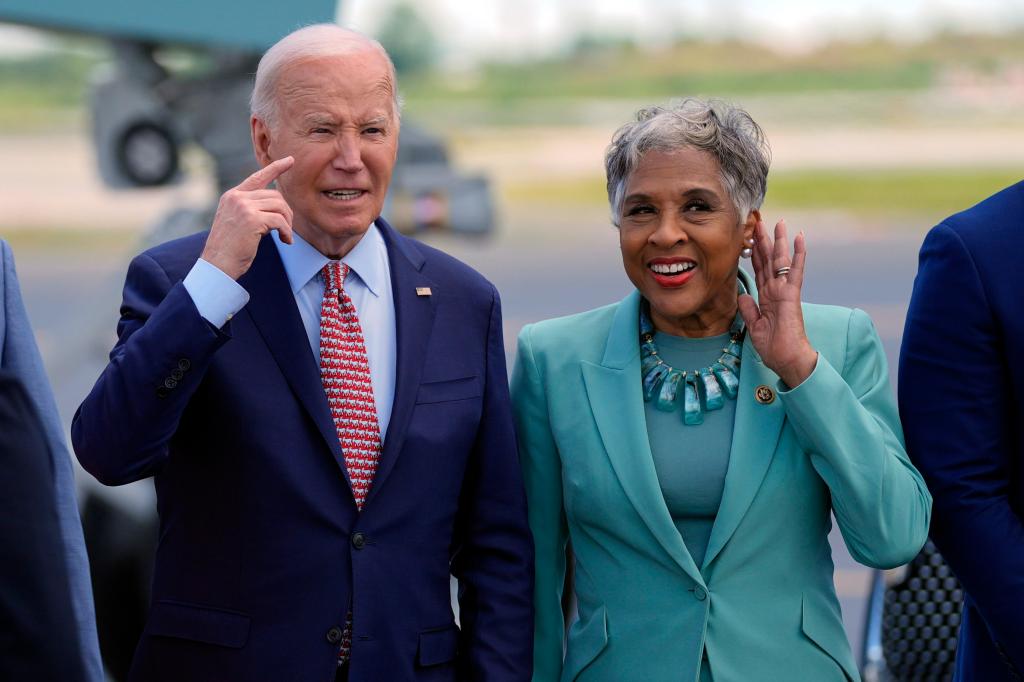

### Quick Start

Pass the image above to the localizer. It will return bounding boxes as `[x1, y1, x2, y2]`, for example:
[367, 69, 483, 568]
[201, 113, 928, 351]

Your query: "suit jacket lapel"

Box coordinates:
[581, 291, 704, 585]
[701, 271, 786, 572]
[240, 237, 350, 485]
[365, 219, 436, 506]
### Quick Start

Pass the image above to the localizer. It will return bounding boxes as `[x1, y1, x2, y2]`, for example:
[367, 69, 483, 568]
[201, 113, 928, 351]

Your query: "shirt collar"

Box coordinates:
[272, 224, 387, 298]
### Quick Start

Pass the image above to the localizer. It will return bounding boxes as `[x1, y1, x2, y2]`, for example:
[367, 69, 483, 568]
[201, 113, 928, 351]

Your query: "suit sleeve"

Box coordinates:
[899, 223, 1024, 672]
[450, 285, 535, 682]
[71, 251, 231, 486]
[778, 307, 932, 569]
[511, 324, 569, 682]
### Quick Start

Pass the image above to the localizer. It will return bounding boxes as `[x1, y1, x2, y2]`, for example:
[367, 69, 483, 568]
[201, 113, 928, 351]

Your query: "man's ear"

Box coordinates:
[251, 116, 273, 167]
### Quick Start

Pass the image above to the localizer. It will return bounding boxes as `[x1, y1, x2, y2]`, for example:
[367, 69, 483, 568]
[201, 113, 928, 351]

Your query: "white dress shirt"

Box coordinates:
[182, 226, 397, 437]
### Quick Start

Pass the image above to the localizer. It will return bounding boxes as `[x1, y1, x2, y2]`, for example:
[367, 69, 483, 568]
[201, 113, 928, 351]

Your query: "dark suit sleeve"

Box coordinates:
[450, 285, 535, 681]
[72, 252, 230, 485]
[899, 223, 1024, 672]
[0, 373, 86, 682]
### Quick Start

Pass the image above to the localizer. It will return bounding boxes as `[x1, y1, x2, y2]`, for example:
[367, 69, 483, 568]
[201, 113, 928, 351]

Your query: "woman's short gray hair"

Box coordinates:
[605, 98, 770, 227]
[250, 24, 402, 130]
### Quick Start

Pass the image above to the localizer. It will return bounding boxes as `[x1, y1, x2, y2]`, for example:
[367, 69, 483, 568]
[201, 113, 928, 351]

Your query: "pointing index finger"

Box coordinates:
[238, 156, 294, 191]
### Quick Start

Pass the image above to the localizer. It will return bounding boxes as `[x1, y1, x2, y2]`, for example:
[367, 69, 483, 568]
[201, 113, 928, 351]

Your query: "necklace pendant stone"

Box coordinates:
[641, 351, 662, 374]
[643, 363, 670, 402]
[656, 370, 685, 412]
[683, 375, 703, 425]
[701, 371, 725, 411]
[712, 363, 740, 399]
[719, 353, 741, 374]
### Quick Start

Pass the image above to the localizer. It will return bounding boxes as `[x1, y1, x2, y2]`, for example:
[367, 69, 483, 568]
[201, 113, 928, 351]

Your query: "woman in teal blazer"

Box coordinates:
[511, 99, 931, 682]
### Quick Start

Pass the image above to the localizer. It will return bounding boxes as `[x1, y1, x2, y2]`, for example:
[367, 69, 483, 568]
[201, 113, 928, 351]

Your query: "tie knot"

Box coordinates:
[322, 261, 350, 293]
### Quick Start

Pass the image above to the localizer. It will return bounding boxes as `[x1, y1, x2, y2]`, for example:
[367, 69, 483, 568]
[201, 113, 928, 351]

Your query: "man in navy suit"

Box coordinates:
[899, 180, 1024, 681]
[72, 24, 533, 682]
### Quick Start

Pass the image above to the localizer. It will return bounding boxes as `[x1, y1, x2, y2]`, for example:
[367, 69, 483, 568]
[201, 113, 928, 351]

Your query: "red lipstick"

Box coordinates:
[647, 257, 697, 288]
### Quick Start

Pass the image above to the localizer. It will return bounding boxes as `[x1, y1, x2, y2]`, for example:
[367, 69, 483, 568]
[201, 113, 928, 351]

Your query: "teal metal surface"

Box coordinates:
[0, 0, 338, 51]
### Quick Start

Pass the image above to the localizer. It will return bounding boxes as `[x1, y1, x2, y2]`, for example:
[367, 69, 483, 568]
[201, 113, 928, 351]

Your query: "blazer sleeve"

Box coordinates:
[899, 223, 1024, 672]
[71, 250, 231, 486]
[511, 324, 569, 682]
[449, 285, 535, 682]
[778, 307, 932, 569]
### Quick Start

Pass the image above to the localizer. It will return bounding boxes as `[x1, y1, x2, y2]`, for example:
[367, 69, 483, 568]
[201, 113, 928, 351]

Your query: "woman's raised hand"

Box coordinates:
[737, 219, 819, 388]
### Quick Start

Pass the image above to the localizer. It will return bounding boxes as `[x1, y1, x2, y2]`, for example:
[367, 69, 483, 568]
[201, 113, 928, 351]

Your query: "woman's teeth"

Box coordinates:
[650, 262, 696, 275]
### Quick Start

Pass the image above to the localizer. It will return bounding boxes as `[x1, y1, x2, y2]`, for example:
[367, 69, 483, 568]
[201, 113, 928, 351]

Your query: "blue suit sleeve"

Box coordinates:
[449, 285, 535, 681]
[899, 223, 1024, 672]
[71, 251, 231, 486]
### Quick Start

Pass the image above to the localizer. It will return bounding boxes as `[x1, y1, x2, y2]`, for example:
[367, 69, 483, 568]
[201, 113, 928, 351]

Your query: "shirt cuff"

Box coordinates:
[182, 258, 250, 328]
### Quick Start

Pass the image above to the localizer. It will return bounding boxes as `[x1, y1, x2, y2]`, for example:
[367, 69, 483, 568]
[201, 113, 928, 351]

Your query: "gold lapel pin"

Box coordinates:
[416, 287, 432, 297]
[754, 385, 775, 405]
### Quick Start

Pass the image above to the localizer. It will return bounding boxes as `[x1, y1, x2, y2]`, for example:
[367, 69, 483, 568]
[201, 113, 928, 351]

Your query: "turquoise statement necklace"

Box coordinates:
[639, 302, 745, 426]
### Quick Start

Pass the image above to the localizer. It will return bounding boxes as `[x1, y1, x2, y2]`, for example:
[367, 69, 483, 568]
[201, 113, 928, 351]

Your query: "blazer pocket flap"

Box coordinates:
[563, 605, 609, 681]
[418, 625, 459, 666]
[148, 600, 251, 649]
[801, 593, 857, 681]
[415, 376, 481, 404]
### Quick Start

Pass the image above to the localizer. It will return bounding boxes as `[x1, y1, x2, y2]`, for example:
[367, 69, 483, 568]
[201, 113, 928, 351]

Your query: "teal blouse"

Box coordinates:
[643, 330, 737, 682]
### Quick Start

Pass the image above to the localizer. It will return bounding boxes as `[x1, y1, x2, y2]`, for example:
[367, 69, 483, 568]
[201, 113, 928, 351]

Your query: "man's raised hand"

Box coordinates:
[200, 156, 295, 280]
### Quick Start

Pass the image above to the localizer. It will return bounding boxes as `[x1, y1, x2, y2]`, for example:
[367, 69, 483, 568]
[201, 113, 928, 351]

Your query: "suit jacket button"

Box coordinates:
[351, 532, 366, 549]
[326, 626, 344, 644]
[164, 377, 178, 389]
[177, 358, 191, 371]
[693, 585, 708, 601]
[171, 368, 184, 380]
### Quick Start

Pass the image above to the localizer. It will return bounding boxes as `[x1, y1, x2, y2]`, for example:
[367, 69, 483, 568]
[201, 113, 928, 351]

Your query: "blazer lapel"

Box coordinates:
[701, 271, 786, 572]
[581, 291, 704, 585]
[240, 237, 349, 484]
[365, 219, 436, 506]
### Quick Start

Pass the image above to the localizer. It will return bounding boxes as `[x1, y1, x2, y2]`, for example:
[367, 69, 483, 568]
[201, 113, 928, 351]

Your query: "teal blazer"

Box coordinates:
[511, 278, 931, 682]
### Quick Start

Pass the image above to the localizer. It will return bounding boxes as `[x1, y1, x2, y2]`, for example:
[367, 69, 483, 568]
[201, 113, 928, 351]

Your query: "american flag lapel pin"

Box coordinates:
[416, 287, 432, 297]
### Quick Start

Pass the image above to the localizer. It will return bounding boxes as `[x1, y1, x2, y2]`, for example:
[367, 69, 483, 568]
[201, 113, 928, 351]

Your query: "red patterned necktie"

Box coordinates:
[319, 261, 382, 664]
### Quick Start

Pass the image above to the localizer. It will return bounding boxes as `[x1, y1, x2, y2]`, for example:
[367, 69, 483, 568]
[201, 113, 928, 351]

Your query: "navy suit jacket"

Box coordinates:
[72, 219, 534, 682]
[899, 181, 1024, 681]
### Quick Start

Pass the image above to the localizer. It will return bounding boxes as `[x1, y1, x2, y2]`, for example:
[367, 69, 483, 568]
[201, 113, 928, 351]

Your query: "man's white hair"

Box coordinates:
[250, 23, 401, 129]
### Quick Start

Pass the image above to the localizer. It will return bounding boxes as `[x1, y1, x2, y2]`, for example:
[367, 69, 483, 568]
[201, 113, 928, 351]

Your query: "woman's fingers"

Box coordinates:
[737, 293, 761, 329]
[752, 220, 772, 289]
[772, 219, 791, 274]
[789, 231, 807, 289]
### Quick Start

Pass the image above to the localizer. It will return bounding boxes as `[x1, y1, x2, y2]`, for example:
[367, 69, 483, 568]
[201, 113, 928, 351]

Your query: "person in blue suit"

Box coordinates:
[900, 180, 1024, 681]
[72, 25, 533, 682]
[1, 239, 103, 681]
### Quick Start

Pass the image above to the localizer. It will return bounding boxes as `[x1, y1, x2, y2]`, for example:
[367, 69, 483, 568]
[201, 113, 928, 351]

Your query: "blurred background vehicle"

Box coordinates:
[1, 0, 1022, 679]
[0, 0, 494, 240]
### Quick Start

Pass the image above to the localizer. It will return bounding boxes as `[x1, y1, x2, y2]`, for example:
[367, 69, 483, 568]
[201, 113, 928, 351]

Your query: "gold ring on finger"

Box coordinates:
[774, 266, 791, 278]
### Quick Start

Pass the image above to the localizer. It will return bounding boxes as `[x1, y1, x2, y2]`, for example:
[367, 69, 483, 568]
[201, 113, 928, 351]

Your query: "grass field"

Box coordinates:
[504, 168, 1023, 220]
